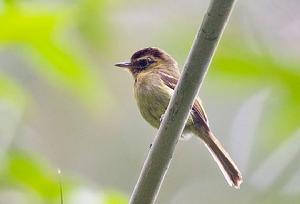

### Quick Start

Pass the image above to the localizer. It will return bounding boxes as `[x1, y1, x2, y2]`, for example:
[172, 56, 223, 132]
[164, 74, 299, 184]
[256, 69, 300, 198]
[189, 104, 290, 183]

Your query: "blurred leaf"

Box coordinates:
[67, 187, 102, 204]
[250, 130, 300, 190]
[0, 5, 66, 44]
[210, 41, 300, 147]
[29, 40, 108, 108]
[0, 74, 28, 109]
[75, 0, 111, 50]
[0, 102, 24, 162]
[158, 22, 194, 63]
[104, 191, 128, 204]
[0, 3, 109, 111]
[1, 150, 66, 201]
[0, 150, 129, 203]
[282, 166, 300, 195]
[66, 187, 128, 204]
[4, 0, 17, 7]
[230, 89, 269, 174]
[263, 94, 300, 147]
[212, 43, 300, 90]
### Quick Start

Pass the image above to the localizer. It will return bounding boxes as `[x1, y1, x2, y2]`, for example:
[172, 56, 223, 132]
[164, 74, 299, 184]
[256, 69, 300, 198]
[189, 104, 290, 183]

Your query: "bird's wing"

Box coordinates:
[158, 70, 209, 125]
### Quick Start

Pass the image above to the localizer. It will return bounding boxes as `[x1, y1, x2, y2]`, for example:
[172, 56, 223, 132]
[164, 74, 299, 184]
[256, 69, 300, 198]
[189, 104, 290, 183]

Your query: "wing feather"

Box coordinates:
[158, 70, 209, 125]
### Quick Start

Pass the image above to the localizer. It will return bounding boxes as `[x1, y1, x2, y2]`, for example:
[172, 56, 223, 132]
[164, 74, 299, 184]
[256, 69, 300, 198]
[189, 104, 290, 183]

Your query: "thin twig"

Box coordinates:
[58, 169, 64, 204]
[129, 0, 237, 203]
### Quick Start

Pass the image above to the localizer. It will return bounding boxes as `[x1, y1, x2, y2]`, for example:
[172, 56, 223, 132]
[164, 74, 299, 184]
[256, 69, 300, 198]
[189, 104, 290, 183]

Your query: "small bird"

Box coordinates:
[115, 47, 242, 188]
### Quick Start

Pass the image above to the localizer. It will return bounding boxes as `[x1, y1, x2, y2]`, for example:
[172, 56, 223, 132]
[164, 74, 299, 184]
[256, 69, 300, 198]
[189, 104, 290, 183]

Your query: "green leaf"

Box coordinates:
[1, 151, 63, 201]
[0, 4, 110, 111]
[211, 41, 300, 147]
[104, 191, 128, 204]
[0, 74, 28, 109]
[29, 40, 108, 109]
[0, 5, 65, 44]
[75, 0, 111, 50]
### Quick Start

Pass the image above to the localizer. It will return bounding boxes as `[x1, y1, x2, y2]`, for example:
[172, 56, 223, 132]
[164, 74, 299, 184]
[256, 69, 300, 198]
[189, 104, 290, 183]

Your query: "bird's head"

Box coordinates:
[115, 47, 177, 77]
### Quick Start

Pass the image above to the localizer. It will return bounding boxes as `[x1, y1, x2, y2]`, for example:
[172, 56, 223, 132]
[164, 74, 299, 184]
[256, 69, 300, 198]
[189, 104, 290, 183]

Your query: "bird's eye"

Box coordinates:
[138, 59, 148, 68]
[137, 58, 153, 69]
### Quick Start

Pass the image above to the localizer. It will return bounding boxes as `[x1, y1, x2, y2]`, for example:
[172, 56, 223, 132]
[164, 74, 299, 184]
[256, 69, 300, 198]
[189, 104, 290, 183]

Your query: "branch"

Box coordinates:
[129, 0, 237, 203]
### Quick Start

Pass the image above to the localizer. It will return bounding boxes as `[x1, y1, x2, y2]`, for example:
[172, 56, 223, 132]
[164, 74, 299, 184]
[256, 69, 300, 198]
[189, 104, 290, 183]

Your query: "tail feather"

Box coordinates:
[200, 130, 242, 188]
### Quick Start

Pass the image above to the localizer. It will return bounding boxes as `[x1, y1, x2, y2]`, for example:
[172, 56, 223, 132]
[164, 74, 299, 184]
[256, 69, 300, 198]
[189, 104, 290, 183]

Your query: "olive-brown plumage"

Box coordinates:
[115, 47, 242, 188]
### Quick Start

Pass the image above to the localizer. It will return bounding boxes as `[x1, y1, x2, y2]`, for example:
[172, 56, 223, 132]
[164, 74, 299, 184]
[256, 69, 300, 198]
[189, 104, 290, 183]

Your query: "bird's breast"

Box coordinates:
[134, 73, 172, 128]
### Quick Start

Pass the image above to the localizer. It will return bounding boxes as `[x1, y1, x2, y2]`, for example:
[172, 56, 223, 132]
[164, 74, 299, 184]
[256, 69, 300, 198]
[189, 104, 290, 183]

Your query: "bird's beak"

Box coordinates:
[114, 61, 132, 68]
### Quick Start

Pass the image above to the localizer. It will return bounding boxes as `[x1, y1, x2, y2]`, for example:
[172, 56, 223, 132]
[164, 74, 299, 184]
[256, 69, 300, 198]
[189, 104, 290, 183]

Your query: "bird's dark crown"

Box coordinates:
[115, 47, 177, 78]
[127, 47, 177, 76]
[131, 47, 165, 61]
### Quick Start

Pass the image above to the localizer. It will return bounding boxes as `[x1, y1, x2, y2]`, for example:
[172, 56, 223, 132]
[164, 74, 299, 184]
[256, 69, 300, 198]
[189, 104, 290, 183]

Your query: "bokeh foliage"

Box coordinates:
[0, 0, 109, 110]
[0, 0, 300, 203]
[212, 42, 300, 147]
[0, 74, 28, 109]
[0, 150, 128, 203]
[0, 0, 127, 203]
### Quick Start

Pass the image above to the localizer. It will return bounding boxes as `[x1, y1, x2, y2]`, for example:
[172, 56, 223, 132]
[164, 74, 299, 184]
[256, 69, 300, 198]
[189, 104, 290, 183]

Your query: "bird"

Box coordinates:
[115, 47, 242, 188]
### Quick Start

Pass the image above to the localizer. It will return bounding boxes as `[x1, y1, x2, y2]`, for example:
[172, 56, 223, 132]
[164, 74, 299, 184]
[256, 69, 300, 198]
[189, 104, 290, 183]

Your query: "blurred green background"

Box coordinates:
[1, 0, 300, 203]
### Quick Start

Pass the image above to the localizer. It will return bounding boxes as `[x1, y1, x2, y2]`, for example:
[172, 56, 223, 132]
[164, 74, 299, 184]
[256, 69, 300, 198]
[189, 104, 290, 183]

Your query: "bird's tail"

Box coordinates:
[197, 129, 243, 188]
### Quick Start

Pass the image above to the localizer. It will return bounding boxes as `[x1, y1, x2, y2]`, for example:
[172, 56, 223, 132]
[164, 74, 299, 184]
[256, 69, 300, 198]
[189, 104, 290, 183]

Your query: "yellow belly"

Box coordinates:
[134, 73, 172, 128]
[133, 72, 195, 131]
